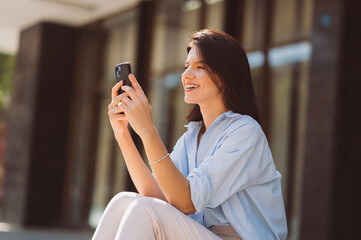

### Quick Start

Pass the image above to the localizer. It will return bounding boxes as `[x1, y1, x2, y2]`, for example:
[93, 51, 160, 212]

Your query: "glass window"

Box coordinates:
[269, 0, 314, 222]
[241, 0, 314, 237]
[149, 0, 226, 150]
[273, 0, 314, 44]
[299, 0, 314, 39]
[268, 59, 311, 238]
[269, 64, 293, 191]
[268, 58, 311, 199]
[243, 0, 267, 50]
[88, 9, 138, 228]
[65, 26, 107, 227]
[249, 64, 265, 113]
[150, 0, 201, 150]
[205, 0, 225, 30]
[273, 0, 298, 44]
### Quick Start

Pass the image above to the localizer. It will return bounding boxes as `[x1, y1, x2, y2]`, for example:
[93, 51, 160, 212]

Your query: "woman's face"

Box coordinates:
[182, 46, 223, 108]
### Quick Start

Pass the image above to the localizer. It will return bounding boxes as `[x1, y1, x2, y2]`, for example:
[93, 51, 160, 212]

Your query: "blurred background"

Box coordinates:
[0, 0, 360, 239]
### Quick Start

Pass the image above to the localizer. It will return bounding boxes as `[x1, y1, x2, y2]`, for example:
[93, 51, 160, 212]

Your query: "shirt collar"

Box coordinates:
[184, 110, 236, 130]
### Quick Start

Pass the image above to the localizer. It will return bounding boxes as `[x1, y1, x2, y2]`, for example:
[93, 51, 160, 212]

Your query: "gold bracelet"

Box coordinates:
[149, 153, 169, 165]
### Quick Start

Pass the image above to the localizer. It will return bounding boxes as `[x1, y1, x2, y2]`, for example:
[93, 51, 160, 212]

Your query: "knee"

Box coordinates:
[134, 196, 155, 207]
[111, 191, 138, 202]
[123, 197, 153, 219]
[106, 191, 139, 210]
[127, 196, 166, 215]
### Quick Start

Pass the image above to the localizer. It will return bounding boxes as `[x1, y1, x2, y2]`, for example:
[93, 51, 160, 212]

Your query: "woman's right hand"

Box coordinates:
[108, 81, 130, 138]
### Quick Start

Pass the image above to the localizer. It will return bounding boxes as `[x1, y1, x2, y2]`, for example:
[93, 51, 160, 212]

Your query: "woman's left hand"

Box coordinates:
[118, 74, 156, 139]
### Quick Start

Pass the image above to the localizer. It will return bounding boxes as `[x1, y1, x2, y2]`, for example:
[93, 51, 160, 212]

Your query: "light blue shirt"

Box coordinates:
[170, 111, 287, 240]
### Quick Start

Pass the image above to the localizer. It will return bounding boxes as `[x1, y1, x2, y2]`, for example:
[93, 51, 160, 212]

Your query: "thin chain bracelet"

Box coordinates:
[149, 153, 169, 165]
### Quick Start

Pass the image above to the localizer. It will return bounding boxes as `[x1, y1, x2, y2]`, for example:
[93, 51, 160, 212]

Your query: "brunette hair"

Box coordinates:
[185, 29, 260, 123]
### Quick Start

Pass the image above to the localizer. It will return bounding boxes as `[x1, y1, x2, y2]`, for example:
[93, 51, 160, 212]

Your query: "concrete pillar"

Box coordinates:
[2, 22, 76, 227]
[300, 0, 361, 239]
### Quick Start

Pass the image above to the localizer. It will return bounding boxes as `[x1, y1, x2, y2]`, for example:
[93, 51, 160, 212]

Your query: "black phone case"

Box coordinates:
[115, 62, 132, 95]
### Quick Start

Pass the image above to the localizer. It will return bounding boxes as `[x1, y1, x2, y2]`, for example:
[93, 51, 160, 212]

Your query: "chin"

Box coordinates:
[184, 97, 197, 104]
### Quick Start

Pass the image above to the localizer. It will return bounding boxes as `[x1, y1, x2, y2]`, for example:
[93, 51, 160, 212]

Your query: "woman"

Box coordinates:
[92, 29, 287, 240]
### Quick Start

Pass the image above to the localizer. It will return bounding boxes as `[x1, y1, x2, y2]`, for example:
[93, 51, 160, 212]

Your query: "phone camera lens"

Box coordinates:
[115, 66, 122, 77]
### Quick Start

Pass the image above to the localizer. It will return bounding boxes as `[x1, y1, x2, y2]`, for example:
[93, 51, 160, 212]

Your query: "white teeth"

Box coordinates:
[185, 84, 199, 89]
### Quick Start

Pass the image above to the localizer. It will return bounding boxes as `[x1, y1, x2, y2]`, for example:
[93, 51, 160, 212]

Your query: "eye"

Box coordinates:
[184, 66, 189, 70]
[198, 66, 205, 69]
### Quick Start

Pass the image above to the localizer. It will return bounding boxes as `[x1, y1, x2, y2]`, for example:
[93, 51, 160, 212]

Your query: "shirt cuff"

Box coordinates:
[188, 167, 210, 212]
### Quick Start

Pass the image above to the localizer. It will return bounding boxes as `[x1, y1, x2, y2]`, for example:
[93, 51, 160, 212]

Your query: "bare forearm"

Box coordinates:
[112, 74, 194, 213]
[141, 127, 195, 214]
[116, 131, 166, 201]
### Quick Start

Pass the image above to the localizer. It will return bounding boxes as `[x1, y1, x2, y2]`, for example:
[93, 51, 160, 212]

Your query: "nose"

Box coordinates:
[182, 67, 195, 80]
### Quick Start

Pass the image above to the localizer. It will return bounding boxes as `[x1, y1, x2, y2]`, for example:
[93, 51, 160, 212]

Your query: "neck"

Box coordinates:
[199, 103, 229, 131]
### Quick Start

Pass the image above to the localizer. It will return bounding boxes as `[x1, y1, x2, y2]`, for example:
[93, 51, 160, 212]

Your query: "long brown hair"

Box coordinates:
[185, 29, 260, 123]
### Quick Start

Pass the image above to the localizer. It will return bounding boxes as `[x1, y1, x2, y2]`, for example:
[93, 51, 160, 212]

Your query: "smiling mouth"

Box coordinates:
[185, 84, 200, 91]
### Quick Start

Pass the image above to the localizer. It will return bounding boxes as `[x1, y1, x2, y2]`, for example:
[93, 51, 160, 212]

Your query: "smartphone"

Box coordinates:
[115, 62, 132, 95]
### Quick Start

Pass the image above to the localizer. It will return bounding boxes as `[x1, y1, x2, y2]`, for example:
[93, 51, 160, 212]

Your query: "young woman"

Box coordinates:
[92, 29, 287, 240]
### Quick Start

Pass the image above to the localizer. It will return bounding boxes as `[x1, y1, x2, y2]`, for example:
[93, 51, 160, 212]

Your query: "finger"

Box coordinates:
[111, 81, 124, 100]
[114, 92, 130, 104]
[119, 97, 131, 107]
[108, 112, 127, 121]
[108, 106, 123, 115]
[129, 74, 145, 95]
[108, 92, 129, 110]
[117, 100, 129, 114]
[121, 85, 138, 101]
[114, 106, 124, 114]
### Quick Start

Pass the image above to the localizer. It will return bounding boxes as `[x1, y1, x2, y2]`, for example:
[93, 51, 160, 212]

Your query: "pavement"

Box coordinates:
[0, 223, 93, 240]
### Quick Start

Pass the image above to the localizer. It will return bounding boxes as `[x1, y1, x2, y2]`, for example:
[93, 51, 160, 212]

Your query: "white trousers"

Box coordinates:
[91, 192, 228, 240]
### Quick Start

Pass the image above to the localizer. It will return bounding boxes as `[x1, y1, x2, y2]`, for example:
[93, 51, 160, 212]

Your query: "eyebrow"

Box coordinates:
[185, 60, 205, 65]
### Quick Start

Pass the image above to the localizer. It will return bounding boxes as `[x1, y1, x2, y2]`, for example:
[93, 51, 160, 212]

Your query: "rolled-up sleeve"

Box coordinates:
[188, 122, 272, 212]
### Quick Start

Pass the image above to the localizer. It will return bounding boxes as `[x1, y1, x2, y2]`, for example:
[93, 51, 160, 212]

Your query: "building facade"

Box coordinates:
[1, 0, 360, 239]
